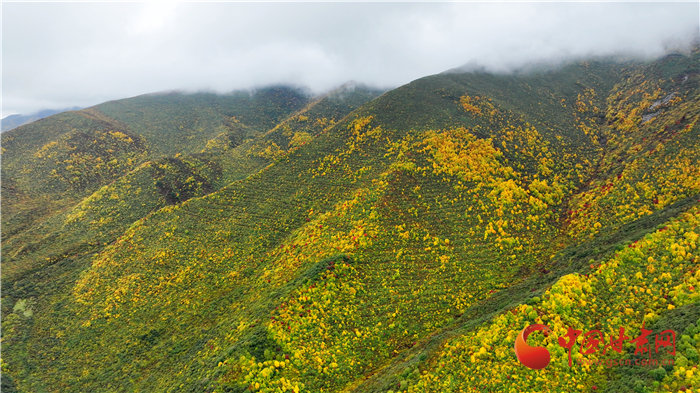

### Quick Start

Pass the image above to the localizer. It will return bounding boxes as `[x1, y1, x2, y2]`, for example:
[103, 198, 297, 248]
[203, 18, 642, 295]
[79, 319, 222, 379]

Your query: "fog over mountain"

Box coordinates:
[2, 2, 698, 116]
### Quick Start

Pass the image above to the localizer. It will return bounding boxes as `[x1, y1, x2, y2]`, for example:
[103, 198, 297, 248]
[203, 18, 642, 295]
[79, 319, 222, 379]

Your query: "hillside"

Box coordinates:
[1, 85, 382, 301]
[1, 51, 698, 393]
[1, 86, 310, 229]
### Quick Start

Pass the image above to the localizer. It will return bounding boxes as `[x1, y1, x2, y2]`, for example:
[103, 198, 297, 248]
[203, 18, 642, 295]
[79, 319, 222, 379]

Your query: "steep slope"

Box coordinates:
[2, 52, 698, 393]
[0, 85, 383, 392]
[345, 52, 700, 393]
[390, 205, 698, 393]
[1, 85, 382, 288]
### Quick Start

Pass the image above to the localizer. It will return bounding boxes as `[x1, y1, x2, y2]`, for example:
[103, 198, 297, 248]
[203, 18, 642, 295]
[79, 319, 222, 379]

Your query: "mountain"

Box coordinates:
[1, 51, 698, 393]
[1, 107, 82, 132]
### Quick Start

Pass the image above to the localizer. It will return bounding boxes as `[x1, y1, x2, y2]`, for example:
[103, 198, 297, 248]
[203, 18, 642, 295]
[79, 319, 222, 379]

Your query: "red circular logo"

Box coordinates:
[514, 324, 551, 369]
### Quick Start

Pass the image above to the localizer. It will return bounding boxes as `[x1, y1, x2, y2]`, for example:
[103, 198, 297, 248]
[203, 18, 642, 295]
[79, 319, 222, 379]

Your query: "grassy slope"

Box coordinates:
[1, 87, 310, 242]
[0, 86, 318, 290]
[0, 86, 382, 392]
[354, 52, 700, 393]
[1, 85, 382, 287]
[2, 53, 698, 393]
[94, 87, 311, 157]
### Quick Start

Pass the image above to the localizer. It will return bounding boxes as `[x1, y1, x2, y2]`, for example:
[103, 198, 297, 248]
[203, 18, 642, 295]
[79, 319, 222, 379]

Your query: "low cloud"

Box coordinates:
[2, 2, 698, 116]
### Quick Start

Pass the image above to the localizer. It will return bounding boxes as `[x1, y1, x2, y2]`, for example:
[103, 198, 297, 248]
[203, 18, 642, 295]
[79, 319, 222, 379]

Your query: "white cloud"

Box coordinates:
[126, 0, 178, 36]
[2, 2, 698, 116]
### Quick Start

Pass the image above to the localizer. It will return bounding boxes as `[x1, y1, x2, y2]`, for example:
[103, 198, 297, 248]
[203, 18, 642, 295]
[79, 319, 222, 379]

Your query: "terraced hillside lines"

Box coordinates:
[0, 87, 346, 392]
[345, 194, 699, 393]
[56, 119, 393, 391]
[2, 51, 699, 393]
[397, 206, 699, 393]
[222, 56, 695, 393]
[217, 117, 586, 392]
[0, 87, 384, 393]
[0, 77, 604, 392]
[61, 100, 588, 392]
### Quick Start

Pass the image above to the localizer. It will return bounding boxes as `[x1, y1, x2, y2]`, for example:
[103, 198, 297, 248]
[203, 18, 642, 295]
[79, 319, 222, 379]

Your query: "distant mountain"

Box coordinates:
[1, 51, 698, 393]
[1, 107, 82, 132]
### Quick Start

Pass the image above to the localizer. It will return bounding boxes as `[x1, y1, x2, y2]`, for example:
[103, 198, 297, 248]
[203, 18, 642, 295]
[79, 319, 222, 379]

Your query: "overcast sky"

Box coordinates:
[2, 1, 699, 117]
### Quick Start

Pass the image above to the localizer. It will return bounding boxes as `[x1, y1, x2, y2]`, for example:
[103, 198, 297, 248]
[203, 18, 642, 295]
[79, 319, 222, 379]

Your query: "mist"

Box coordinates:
[2, 2, 698, 117]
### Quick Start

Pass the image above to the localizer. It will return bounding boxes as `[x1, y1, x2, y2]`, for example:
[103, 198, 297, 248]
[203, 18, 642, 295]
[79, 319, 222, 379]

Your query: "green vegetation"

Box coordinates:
[2, 50, 698, 392]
